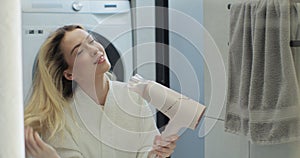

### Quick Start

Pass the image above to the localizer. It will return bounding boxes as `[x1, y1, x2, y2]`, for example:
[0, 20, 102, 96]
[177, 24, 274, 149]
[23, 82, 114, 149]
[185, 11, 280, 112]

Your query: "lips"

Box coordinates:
[94, 55, 105, 64]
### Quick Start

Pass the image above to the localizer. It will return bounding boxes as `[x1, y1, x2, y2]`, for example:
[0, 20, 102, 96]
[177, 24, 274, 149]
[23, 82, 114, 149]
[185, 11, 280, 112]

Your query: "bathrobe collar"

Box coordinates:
[72, 81, 144, 152]
[72, 81, 112, 139]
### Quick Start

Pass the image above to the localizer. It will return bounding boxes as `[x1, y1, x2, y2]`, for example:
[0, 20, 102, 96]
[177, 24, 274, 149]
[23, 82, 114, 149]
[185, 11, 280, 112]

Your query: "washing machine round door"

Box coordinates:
[88, 30, 124, 81]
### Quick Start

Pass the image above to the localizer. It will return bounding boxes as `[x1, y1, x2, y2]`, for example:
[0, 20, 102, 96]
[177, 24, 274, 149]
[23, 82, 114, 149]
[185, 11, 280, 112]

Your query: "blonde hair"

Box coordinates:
[24, 25, 84, 141]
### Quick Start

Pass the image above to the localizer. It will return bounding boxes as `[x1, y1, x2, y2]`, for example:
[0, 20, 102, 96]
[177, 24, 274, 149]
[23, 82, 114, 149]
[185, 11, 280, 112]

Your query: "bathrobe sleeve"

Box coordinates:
[136, 97, 160, 158]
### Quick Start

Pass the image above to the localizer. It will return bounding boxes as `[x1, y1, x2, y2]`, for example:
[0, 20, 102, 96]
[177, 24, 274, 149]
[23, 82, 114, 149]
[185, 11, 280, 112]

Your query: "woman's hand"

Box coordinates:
[148, 134, 179, 158]
[25, 127, 60, 158]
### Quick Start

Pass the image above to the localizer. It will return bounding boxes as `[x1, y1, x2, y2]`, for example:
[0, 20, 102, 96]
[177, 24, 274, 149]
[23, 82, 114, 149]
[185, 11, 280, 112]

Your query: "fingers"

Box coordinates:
[154, 135, 162, 144]
[162, 134, 179, 150]
[34, 131, 45, 150]
[25, 127, 36, 155]
[152, 134, 179, 158]
[25, 127, 61, 158]
[29, 128, 40, 152]
[157, 134, 178, 149]
[164, 134, 179, 142]
[153, 146, 173, 157]
[25, 127, 33, 155]
[25, 127, 41, 156]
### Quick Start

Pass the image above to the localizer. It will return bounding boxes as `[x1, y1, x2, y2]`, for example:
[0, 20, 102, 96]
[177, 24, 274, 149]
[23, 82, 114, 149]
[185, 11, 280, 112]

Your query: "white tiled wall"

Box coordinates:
[169, 0, 206, 157]
[250, 141, 300, 158]
[134, 0, 156, 81]
[202, 0, 250, 157]
[204, 117, 248, 158]
[204, 117, 300, 158]
[203, 0, 237, 121]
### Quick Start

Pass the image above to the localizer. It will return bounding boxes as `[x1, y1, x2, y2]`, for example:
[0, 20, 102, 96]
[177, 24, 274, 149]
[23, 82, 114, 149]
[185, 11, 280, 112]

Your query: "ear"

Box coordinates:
[63, 70, 73, 81]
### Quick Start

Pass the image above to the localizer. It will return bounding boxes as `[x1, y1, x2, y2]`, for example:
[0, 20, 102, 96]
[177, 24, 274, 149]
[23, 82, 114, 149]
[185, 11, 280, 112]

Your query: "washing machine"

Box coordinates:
[21, 0, 134, 99]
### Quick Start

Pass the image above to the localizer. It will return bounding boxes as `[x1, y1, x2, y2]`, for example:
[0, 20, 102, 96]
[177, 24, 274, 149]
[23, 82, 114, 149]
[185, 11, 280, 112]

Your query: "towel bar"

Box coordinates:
[290, 40, 300, 47]
[228, 0, 300, 9]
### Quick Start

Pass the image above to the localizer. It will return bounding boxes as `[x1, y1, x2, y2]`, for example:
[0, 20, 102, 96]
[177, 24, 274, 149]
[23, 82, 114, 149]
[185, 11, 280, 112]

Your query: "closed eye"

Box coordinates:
[76, 50, 83, 56]
[89, 39, 95, 44]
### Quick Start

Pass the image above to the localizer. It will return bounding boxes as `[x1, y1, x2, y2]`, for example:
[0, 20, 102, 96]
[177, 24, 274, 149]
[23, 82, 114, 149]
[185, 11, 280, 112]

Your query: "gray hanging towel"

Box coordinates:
[225, 0, 300, 145]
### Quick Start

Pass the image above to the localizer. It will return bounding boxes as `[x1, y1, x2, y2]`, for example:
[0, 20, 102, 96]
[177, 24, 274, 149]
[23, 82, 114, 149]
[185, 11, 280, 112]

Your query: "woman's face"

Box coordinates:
[60, 29, 111, 82]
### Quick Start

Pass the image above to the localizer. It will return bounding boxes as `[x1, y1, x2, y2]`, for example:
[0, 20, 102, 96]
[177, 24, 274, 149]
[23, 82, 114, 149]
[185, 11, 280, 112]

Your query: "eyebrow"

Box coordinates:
[70, 34, 91, 55]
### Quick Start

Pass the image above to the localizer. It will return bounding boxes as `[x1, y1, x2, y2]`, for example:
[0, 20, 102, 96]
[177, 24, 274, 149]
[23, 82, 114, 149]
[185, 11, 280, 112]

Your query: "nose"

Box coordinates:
[87, 42, 105, 57]
[90, 49, 104, 58]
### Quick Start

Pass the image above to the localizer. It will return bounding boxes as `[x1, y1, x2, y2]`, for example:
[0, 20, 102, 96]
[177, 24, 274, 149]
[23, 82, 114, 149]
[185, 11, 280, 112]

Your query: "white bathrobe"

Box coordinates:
[47, 81, 159, 158]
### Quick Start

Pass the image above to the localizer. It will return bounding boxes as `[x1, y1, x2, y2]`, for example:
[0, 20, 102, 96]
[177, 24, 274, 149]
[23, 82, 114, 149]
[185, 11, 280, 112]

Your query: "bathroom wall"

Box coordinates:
[134, 0, 156, 81]
[169, 0, 205, 157]
[136, 1, 300, 158]
[202, 0, 249, 157]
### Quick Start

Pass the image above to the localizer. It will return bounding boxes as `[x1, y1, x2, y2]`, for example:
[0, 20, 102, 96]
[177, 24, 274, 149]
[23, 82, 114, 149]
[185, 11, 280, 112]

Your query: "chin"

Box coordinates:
[104, 62, 111, 72]
[97, 62, 111, 74]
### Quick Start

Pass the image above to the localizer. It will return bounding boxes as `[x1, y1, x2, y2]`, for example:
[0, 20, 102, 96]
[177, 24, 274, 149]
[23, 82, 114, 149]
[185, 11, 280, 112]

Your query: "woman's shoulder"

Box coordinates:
[110, 80, 132, 93]
[109, 80, 147, 105]
[110, 80, 127, 88]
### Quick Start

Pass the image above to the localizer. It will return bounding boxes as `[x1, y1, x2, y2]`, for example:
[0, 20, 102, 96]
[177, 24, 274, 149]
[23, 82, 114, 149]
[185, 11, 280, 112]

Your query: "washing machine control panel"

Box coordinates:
[22, 0, 130, 14]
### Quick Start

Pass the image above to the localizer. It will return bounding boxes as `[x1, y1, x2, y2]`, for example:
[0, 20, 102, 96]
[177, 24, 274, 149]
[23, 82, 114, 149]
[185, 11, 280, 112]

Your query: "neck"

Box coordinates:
[78, 74, 109, 105]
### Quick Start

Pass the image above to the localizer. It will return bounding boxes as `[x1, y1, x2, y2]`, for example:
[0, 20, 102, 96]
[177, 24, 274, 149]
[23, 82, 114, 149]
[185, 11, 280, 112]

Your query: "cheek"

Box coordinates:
[72, 56, 94, 76]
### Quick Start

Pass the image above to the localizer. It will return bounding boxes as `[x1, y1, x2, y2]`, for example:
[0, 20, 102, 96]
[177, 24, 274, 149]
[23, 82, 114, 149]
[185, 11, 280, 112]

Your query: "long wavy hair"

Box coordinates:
[24, 25, 83, 141]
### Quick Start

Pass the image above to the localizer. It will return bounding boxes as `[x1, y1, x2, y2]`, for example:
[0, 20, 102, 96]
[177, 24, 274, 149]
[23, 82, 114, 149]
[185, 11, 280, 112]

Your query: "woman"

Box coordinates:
[24, 25, 178, 158]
